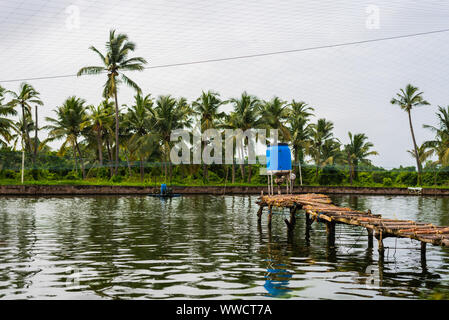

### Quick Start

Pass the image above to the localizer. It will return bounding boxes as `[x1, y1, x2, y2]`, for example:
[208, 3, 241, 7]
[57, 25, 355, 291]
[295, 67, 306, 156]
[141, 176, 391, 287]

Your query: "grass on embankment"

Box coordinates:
[1, 178, 448, 189]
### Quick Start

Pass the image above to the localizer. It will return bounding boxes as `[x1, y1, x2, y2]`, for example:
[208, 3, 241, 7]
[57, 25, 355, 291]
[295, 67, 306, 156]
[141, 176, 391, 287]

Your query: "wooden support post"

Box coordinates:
[377, 231, 384, 257]
[284, 206, 297, 231]
[421, 242, 427, 263]
[367, 228, 373, 248]
[257, 206, 263, 223]
[305, 212, 312, 234]
[326, 221, 336, 246]
[268, 206, 273, 227]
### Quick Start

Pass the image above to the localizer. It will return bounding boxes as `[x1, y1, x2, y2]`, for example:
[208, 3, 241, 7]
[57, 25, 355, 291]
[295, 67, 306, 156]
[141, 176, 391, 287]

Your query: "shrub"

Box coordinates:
[395, 171, 417, 186]
[64, 171, 80, 180]
[372, 171, 388, 183]
[357, 172, 373, 184]
[110, 175, 123, 183]
[383, 177, 393, 186]
[0, 169, 16, 179]
[318, 165, 345, 185]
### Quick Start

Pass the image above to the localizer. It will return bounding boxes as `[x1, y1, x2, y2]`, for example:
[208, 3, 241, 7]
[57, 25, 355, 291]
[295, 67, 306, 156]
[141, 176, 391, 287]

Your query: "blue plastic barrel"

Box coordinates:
[161, 184, 167, 194]
[266, 143, 292, 172]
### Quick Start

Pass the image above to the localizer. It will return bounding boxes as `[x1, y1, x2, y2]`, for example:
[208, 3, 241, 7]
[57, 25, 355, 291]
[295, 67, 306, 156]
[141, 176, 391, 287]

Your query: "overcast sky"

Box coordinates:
[1, 0, 449, 168]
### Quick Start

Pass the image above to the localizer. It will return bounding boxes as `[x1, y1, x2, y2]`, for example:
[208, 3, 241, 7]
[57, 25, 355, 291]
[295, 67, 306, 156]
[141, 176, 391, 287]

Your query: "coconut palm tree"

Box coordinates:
[423, 106, 449, 166]
[7, 83, 43, 154]
[77, 29, 148, 175]
[308, 118, 334, 179]
[407, 144, 433, 167]
[192, 90, 225, 182]
[228, 91, 261, 183]
[288, 100, 314, 185]
[391, 84, 430, 185]
[82, 101, 114, 166]
[123, 93, 154, 181]
[258, 97, 291, 142]
[7, 83, 43, 181]
[344, 132, 378, 184]
[321, 138, 342, 166]
[152, 95, 193, 182]
[0, 86, 16, 147]
[44, 96, 88, 179]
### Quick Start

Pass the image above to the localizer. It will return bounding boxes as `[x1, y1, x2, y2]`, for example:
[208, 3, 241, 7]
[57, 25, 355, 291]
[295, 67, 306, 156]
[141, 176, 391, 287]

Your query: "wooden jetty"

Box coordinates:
[256, 193, 449, 259]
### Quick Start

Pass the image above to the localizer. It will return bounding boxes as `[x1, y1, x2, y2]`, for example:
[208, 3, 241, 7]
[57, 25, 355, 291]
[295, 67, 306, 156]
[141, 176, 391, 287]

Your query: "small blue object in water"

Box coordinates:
[266, 143, 292, 172]
[161, 184, 167, 194]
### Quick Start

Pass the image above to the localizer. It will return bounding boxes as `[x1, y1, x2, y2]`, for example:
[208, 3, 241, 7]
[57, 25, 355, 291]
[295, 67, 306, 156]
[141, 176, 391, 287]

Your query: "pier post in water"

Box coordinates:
[421, 242, 427, 264]
[377, 231, 385, 258]
[305, 212, 312, 235]
[257, 205, 263, 223]
[326, 221, 336, 246]
[367, 229, 374, 248]
[268, 206, 273, 227]
[284, 206, 297, 231]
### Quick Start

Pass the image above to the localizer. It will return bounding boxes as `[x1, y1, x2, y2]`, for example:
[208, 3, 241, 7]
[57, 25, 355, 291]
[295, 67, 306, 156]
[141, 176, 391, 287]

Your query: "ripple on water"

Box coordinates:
[1, 195, 449, 299]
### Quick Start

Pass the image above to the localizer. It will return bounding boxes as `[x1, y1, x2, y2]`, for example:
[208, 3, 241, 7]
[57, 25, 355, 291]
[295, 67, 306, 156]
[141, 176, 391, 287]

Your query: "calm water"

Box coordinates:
[1, 194, 449, 300]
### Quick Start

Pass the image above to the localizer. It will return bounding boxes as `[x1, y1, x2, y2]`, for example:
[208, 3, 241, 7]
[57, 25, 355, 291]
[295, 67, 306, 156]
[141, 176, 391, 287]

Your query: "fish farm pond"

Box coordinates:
[1, 194, 449, 299]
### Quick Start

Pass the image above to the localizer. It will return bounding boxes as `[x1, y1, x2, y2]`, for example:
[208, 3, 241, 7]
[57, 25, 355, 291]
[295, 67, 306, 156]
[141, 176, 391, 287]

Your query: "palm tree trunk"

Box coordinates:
[74, 138, 85, 179]
[239, 144, 245, 181]
[140, 157, 144, 182]
[114, 88, 120, 176]
[232, 161, 235, 184]
[106, 138, 113, 177]
[298, 149, 304, 186]
[21, 104, 28, 173]
[96, 129, 103, 166]
[248, 164, 252, 183]
[125, 153, 132, 177]
[73, 145, 78, 174]
[21, 103, 32, 155]
[408, 110, 422, 185]
[34, 105, 38, 162]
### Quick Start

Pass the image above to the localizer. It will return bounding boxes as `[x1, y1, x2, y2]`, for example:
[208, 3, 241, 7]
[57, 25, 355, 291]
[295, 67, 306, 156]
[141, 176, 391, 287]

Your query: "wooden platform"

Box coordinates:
[256, 193, 449, 259]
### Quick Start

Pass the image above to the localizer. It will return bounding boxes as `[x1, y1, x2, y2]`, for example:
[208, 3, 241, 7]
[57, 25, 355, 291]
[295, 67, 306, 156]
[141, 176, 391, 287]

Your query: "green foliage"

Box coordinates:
[0, 169, 15, 179]
[382, 177, 393, 186]
[318, 165, 345, 185]
[372, 170, 388, 183]
[65, 171, 80, 180]
[395, 171, 418, 186]
[110, 175, 123, 183]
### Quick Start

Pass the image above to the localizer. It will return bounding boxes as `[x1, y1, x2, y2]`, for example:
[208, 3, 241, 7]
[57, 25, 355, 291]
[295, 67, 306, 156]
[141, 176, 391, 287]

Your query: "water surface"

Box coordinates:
[1, 194, 449, 299]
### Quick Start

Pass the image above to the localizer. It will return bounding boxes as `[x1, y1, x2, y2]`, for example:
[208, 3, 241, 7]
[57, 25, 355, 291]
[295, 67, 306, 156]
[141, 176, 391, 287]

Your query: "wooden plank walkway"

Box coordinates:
[256, 193, 449, 259]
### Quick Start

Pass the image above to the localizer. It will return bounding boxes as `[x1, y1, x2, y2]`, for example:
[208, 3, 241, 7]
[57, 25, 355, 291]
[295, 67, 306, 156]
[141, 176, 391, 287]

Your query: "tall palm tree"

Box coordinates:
[423, 105, 449, 166]
[288, 100, 314, 185]
[407, 143, 434, 167]
[77, 29, 148, 175]
[258, 97, 291, 141]
[44, 96, 88, 179]
[321, 138, 342, 167]
[7, 83, 43, 182]
[0, 86, 16, 147]
[391, 84, 430, 185]
[308, 118, 334, 179]
[124, 93, 154, 181]
[82, 101, 114, 166]
[7, 83, 43, 157]
[344, 132, 378, 184]
[152, 95, 193, 182]
[228, 91, 260, 183]
[192, 90, 225, 182]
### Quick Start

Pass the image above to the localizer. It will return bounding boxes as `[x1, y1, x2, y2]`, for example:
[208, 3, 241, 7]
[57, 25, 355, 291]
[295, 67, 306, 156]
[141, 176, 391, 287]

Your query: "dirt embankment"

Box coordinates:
[0, 184, 448, 196]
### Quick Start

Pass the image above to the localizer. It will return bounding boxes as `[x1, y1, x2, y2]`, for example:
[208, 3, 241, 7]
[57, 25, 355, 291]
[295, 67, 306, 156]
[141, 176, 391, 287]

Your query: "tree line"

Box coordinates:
[0, 30, 447, 186]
